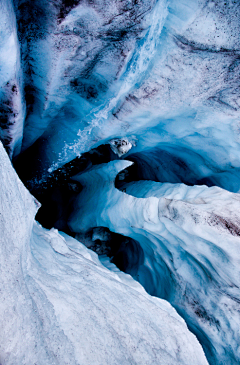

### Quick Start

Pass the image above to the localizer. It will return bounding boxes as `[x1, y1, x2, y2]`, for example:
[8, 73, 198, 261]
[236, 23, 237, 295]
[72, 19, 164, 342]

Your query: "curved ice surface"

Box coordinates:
[69, 160, 240, 365]
[0, 142, 208, 364]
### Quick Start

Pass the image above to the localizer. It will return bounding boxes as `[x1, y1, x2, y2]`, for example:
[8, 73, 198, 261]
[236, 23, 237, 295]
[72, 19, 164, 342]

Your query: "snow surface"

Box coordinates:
[0, 141, 208, 364]
[69, 159, 240, 365]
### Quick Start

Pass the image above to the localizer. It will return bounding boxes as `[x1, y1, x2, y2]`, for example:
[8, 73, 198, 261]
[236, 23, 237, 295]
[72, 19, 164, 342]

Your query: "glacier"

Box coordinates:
[1, 0, 240, 364]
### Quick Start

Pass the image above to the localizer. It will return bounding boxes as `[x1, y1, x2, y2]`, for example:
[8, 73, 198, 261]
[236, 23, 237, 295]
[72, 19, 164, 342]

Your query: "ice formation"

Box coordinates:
[0, 141, 209, 364]
[69, 160, 240, 364]
[1, 0, 240, 364]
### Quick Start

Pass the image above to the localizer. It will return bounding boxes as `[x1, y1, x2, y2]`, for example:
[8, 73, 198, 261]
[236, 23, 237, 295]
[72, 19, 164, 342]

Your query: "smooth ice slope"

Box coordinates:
[69, 160, 240, 365]
[0, 142, 208, 364]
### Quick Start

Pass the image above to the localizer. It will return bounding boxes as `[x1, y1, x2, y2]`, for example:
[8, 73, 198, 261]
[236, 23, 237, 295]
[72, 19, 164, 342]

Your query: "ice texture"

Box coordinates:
[69, 160, 240, 365]
[0, 141, 209, 364]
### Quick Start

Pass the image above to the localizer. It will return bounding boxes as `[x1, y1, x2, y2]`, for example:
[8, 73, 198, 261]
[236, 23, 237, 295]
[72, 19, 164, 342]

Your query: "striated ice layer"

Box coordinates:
[0, 141, 208, 364]
[69, 160, 240, 365]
